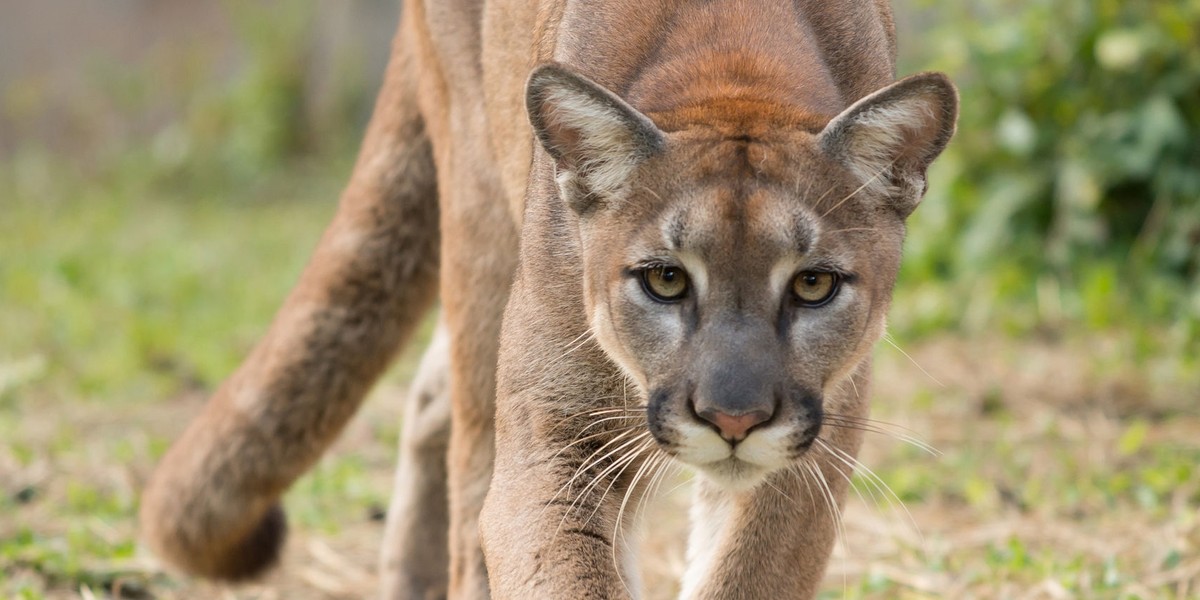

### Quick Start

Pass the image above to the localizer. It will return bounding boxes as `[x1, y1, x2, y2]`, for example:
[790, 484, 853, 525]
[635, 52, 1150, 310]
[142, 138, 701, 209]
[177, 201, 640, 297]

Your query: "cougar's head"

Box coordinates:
[526, 64, 957, 490]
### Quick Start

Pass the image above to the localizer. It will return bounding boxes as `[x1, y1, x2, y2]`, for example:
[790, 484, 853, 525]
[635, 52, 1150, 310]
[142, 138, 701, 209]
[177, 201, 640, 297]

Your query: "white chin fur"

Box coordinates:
[673, 424, 796, 491]
[695, 459, 771, 492]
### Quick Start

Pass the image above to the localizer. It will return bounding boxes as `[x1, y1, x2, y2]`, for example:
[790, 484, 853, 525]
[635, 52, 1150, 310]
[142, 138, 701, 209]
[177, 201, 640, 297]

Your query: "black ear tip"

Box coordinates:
[528, 62, 563, 84]
[526, 63, 568, 127]
[905, 71, 952, 86]
[526, 64, 556, 98]
[527, 62, 586, 96]
[906, 71, 959, 110]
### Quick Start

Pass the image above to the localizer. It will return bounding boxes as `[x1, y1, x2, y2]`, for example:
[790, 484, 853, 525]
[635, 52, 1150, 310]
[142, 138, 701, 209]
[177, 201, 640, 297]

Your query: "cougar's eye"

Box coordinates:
[791, 271, 839, 307]
[640, 265, 689, 302]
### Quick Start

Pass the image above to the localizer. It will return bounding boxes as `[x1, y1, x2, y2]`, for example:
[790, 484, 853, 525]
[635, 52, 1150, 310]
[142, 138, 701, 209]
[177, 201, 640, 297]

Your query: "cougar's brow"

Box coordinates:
[663, 206, 687, 251]
[786, 204, 819, 255]
[751, 185, 818, 255]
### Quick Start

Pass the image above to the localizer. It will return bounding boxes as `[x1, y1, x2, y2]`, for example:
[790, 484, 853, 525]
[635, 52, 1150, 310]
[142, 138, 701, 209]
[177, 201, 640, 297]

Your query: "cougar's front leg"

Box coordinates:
[422, 111, 518, 600]
[439, 175, 518, 598]
[401, 0, 519, 593]
[381, 323, 451, 600]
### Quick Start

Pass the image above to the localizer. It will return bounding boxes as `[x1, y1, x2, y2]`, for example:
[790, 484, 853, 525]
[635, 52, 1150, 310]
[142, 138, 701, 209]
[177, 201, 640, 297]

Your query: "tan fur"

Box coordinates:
[139, 1, 956, 598]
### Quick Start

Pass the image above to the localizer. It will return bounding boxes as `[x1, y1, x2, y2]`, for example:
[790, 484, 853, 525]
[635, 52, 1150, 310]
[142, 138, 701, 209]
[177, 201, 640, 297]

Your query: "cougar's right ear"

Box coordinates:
[526, 63, 665, 214]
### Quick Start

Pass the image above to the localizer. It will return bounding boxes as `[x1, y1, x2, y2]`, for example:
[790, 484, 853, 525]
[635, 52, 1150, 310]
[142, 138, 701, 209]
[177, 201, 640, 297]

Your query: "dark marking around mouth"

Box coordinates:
[647, 388, 680, 448]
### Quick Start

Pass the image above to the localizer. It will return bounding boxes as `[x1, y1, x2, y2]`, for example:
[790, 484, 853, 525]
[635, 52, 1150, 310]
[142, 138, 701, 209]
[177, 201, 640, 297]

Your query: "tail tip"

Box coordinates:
[212, 503, 288, 581]
[142, 502, 289, 582]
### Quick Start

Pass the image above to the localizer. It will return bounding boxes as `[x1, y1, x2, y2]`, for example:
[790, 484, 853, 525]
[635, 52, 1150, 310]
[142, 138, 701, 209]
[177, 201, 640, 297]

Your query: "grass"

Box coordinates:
[819, 337, 1200, 599]
[2, 152, 1198, 599]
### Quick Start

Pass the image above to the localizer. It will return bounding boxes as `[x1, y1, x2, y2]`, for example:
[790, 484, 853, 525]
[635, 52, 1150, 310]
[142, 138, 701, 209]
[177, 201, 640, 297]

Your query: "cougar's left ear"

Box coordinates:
[819, 72, 958, 219]
[526, 63, 665, 214]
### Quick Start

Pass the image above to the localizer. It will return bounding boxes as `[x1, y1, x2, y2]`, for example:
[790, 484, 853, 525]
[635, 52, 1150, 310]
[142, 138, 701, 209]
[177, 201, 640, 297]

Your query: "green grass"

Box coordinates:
[0, 153, 340, 403]
[804, 331, 1200, 599]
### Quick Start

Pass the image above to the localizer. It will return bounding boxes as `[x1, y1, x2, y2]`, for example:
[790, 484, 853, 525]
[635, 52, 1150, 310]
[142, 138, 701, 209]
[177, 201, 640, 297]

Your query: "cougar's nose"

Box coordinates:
[694, 406, 773, 443]
[690, 323, 781, 443]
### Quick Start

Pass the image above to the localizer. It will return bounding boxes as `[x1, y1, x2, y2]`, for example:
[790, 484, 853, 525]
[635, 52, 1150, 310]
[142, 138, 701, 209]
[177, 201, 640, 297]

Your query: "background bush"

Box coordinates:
[897, 0, 1200, 350]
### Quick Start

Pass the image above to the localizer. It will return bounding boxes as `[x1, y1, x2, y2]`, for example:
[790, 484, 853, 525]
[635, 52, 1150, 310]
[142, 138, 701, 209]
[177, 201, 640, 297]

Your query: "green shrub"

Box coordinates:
[898, 0, 1200, 342]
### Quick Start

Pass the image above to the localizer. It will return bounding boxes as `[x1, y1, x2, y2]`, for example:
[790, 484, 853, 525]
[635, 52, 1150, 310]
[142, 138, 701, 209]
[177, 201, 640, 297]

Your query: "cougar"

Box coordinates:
[139, 0, 957, 598]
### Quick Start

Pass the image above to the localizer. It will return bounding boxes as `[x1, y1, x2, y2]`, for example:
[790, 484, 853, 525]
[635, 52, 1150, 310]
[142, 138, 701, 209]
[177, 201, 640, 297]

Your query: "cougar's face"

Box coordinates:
[525, 64, 956, 490]
[577, 135, 902, 490]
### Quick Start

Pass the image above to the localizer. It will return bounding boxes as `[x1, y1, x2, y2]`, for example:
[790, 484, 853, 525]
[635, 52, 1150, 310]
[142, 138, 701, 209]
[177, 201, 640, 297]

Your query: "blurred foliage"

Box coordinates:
[159, 0, 358, 183]
[210, 0, 318, 171]
[25, 0, 382, 192]
[0, 161, 338, 403]
[897, 0, 1200, 354]
[0, 2, 402, 410]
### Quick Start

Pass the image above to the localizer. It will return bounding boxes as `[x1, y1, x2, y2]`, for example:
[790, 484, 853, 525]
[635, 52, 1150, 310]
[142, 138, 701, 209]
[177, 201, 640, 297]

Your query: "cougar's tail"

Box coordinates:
[139, 20, 439, 580]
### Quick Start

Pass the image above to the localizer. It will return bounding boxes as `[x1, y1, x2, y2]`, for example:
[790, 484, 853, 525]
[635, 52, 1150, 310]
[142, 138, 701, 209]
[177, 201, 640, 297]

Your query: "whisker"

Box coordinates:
[797, 172, 815, 208]
[819, 158, 897, 219]
[522, 330, 599, 389]
[822, 414, 940, 456]
[812, 438, 884, 514]
[611, 450, 660, 534]
[845, 376, 861, 400]
[797, 461, 817, 509]
[612, 450, 670, 597]
[538, 395, 631, 425]
[764, 476, 796, 503]
[810, 176, 839, 212]
[551, 422, 645, 462]
[824, 413, 929, 437]
[580, 439, 655, 530]
[821, 227, 881, 236]
[586, 407, 644, 416]
[635, 454, 677, 525]
[558, 434, 652, 531]
[570, 439, 654, 598]
[543, 330, 596, 371]
[574, 413, 644, 430]
[566, 432, 650, 497]
[639, 186, 665, 204]
[816, 443, 881, 514]
[658, 467, 695, 498]
[795, 461, 850, 598]
[554, 437, 655, 600]
[882, 334, 944, 387]
[804, 459, 846, 545]
[540, 429, 642, 522]
[560, 328, 597, 354]
[816, 438, 924, 544]
[538, 400, 652, 525]
[538, 401, 644, 438]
